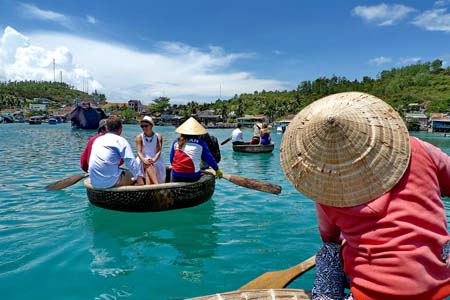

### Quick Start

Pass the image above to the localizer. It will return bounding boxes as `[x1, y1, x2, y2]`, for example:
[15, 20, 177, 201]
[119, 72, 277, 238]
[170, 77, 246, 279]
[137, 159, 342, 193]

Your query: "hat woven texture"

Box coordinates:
[280, 92, 411, 207]
[176, 117, 207, 135]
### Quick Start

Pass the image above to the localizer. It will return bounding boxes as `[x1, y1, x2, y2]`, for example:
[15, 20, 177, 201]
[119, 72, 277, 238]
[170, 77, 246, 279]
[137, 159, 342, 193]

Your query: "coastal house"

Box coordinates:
[237, 115, 267, 127]
[196, 110, 221, 126]
[430, 113, 450, 133]
[128, 99, 143, 113]
[405, 113, 428, 131]
[407, 103, 425, 112]
[29, 103, 47, 111]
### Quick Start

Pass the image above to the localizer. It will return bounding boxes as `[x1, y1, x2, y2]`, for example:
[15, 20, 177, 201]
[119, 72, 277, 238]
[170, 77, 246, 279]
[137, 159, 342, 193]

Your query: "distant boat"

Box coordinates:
[29, 116, 43, 125]
[48, 118, 57, 125]
[2, 116, 13, 123]
[70, 103, 107, 130]
[275, 119, 292, 134]
[232, 143, 275, 153]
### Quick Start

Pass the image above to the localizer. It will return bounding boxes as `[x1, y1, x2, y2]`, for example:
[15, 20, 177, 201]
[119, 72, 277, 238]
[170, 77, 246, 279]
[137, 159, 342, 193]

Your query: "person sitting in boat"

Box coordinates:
[250, 123, 261, 144]
[170, 117, 223, 182]
[199, 132, 221, 169]
[259, 123, 271, 145]
[280, 92, 450, 300]
[231, 123, 245, 145]
[80, 118, 108, 172]
[88, 116, 144, 188]
[136, 116, 166, 185]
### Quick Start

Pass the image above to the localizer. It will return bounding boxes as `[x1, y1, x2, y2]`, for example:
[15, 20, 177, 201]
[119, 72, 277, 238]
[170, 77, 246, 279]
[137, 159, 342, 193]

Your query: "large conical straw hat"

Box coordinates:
[176, 117, 207, 135]
[280, 92, 411, 207]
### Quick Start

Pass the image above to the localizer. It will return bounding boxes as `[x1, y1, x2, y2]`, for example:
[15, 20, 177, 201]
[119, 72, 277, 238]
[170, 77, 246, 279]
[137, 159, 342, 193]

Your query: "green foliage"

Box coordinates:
[0, 80, 107, 109]
[175, 60, 450, 121]
[121, 108, 137, 122]
[151, 97, 170, 113]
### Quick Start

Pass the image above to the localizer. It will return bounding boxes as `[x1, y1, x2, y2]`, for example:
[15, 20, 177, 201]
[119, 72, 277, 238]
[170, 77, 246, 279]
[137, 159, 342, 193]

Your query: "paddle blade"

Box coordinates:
[221, 137, 231, 145]
[223, 174, 282, 195]
[240, 255, 316, 290]
[46, 174, 88, 190]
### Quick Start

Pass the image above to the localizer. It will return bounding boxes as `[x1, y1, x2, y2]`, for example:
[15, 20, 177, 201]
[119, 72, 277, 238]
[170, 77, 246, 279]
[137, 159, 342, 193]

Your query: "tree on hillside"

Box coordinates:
[151, 97, 170, 113]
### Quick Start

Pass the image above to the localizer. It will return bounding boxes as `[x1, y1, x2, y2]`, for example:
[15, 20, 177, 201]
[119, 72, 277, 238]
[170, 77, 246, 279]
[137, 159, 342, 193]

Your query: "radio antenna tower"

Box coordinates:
[53, 58, 56, 82]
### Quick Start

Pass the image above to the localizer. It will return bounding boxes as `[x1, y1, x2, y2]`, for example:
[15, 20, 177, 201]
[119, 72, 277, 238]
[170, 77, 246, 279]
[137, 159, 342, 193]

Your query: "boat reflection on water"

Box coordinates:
[85, 200, 219, 282]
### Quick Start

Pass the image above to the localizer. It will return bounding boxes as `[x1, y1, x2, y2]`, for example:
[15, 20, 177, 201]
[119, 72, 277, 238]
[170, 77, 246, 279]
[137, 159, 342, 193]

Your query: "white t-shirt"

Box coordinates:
[231, 128, 244, 142]
[88, 132, 143, 188]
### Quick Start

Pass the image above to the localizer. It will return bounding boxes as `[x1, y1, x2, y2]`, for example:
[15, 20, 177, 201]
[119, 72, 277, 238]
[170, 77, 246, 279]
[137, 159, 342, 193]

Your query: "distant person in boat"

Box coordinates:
[231, 123, 246, 145]
[280, 92, 450, 300]
[199, 132, 221, 169]
[136, 116, 166, 185]
[89, 116, 144, 188]
[250, 123, 261, 144]
[259, 123, 272, 145]
[80, 118, 108, 172]
[170, 117, 223, 182]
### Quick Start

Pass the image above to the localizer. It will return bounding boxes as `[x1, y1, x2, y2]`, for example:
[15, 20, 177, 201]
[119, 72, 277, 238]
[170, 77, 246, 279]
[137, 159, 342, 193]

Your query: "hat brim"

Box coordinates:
[176, 117, 207, 135]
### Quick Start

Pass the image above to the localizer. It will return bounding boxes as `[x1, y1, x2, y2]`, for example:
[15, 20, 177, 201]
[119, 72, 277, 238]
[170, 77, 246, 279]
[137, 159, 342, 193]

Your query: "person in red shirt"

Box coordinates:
[280, 92, 450, 300]
[80, 119, 107, 172]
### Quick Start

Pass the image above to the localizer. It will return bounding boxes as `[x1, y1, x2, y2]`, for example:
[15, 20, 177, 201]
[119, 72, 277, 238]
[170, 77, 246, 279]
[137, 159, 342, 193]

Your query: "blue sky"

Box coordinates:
[0, 0, 449, 104]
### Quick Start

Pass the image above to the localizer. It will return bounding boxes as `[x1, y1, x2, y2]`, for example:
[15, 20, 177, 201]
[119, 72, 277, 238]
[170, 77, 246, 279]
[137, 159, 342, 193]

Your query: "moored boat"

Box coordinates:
[232, 143, 275, 153]
[84, 173, 215, 212]
[48, 118, 57, 125]
[29, 116, 43, 125]
[70, 102, 107, 130]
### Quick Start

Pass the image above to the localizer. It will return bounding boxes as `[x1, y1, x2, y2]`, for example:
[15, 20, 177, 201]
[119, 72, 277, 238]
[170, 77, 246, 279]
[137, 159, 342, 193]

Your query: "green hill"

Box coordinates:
[201, 59, 450, 121]
[0, 80, 106, 108]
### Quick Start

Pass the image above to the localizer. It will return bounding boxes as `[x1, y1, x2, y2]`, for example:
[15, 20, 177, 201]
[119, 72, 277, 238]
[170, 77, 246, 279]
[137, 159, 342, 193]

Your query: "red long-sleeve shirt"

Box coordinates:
[317, 137, 450, 299]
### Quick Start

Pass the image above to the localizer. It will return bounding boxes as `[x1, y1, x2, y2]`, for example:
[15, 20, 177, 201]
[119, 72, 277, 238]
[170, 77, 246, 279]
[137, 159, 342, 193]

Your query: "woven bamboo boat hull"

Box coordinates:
[232, 143, 275, 153]
[186, 288, 311, 300]
[84, 174, 215, 212]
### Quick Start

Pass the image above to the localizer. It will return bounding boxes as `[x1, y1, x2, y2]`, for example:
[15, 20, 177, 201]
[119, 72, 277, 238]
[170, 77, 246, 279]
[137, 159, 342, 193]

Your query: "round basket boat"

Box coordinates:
[232, 143, 275, 153]
[186, 288, 311, 300]
[84, 174, 215, 212]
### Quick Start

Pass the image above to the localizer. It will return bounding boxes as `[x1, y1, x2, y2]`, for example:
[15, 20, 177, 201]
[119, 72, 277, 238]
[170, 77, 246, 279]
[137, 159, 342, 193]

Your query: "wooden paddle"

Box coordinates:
[46, 173, 88, 190]
[222, 173, 281, 195]
[239, 255, 316, 290]
[202, 170, 281, 195]
[221, 136, 232, 145]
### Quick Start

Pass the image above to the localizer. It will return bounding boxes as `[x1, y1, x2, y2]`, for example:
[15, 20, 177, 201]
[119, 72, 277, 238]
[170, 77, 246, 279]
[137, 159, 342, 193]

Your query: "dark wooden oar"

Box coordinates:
[221, 136, 232, 145]
[202, 169, 281, 195]
[46, 173, 88, 190]
[202, 170, 281, 194]
[239, 255, 316, 290]
[223, 173, 281, 195]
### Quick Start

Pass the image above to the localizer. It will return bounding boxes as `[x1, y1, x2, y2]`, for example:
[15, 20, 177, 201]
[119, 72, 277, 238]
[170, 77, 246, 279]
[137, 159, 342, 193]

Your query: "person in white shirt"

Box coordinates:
[231, 124, 245, 145]
[88, 116, 144, 188]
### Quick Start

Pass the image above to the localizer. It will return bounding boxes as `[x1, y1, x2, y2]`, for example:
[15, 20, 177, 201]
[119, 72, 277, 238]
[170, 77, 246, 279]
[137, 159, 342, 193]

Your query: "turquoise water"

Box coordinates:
[0, 124, 449, 300]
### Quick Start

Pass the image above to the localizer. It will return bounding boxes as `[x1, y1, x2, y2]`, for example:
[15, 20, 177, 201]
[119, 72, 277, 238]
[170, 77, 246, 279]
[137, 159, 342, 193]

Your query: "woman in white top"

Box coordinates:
[136, 116, 166, 184]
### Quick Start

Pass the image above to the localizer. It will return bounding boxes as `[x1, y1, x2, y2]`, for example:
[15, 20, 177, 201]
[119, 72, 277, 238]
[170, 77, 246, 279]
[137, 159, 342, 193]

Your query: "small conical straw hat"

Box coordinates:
[176, 117, 207, 135]
[280, 92, 411, 207]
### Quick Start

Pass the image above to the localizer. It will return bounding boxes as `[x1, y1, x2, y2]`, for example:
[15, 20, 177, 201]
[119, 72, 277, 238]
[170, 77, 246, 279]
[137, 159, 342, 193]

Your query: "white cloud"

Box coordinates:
[19, 3, 73, 29]
[399, 57, 422, 64]
[352, 3, 416, 26]
[86, 15, 98, 24]
[0, 26, 101, 91]
[413, 9, 450, 32]
[368, 56, 392, 66]
[0, 26, 287, 104]
[434, 0, 450, 7]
